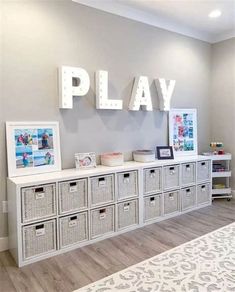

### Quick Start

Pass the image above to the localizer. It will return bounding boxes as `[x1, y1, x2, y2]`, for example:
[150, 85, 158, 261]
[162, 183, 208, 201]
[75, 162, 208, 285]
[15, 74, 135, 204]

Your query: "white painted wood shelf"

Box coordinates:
[7, 155, 212, 267]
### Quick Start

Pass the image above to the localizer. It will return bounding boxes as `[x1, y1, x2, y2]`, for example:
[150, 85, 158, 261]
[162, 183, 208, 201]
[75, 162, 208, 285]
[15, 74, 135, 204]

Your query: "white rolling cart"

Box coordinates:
[207, 154, 232, 201]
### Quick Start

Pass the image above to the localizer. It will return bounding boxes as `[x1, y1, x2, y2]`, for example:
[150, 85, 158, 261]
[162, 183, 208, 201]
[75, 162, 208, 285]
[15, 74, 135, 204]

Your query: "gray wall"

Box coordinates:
[211, 38, 235, 188]
[0, 0, 211, 238]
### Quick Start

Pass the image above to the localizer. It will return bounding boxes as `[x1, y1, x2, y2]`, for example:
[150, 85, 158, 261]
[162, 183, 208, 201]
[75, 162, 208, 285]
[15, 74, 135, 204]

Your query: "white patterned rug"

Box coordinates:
[75, 222, 235, 292]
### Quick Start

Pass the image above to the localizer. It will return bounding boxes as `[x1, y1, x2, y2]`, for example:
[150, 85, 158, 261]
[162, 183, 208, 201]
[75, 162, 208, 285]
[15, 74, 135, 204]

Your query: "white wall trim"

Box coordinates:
[72, 0, 235, 44]
[211, 31, 235, 44]
[0, 237, 8, 252]
[232, 190, 235, 199]
[72, 0, 212, 43]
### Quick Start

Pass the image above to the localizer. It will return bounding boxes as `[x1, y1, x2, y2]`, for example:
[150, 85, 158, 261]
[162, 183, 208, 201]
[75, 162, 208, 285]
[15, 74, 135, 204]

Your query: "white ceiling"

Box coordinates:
[73, 0, 235, 43]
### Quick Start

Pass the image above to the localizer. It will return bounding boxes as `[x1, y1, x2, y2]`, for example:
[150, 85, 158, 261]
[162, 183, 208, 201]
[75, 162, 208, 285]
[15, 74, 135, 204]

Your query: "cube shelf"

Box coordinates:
[7, 155, 211, 267]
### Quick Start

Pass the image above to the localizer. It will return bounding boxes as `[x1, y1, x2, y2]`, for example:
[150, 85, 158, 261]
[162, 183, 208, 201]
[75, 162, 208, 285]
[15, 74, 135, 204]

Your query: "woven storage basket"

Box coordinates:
[163, 191, 179, 215]
[144, 194, 161, 222]
[181, 163, 196, 186]
[163, 165, 180, 190]
[59, 212, 88, 248]
[22, 219, 56, 260]
[181, 186, 196, 211]
[144, 167, 161, 195]
[21, 184, 56, 223]
[90, 174, 114, 207]
[90, 205, 115, 239]
[117, 199, 138, 230]
[117, 171, 138, 200]
[59, 179, 88, 214]
[197, 161, 210, 182]
[197, 183, 211, 205]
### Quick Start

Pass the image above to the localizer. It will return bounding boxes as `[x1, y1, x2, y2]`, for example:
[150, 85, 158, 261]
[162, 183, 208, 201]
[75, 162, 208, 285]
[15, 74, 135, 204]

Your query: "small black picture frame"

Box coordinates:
[156, 146, 174, 160]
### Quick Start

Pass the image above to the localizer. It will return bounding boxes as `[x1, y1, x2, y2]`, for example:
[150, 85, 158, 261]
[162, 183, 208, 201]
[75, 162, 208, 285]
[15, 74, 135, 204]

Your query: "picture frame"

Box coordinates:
[169, 108, 198, 156]
[75, 152, 96, 169]
[6, 121, 61, 177]
[156, 146, 174, 160]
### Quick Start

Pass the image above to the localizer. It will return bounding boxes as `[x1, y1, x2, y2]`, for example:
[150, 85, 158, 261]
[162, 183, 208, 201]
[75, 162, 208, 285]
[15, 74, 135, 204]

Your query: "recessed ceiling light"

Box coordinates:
[208, 10, 222, 18]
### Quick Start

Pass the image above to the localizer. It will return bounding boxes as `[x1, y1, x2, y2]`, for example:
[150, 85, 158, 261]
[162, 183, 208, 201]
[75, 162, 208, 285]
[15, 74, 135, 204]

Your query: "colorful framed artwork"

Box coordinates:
[75, 152, 96, 169]
[156, 146, 174, 160]
[6, 121, 61, 177]
[169, 109, 198, 156]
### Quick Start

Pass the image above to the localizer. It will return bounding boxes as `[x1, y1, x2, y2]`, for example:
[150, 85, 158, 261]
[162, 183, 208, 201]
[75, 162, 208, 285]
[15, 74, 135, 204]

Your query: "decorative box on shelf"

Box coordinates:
[7, 155, 211, 267]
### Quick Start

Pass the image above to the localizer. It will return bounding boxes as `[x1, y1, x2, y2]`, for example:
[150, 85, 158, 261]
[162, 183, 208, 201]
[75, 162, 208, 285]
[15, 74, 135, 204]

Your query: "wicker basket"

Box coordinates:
[181, 186, 196, 211]
[163, 165, 180, 190]
[197, 183, 211, 205]
[197, 161, 211, 182]
[117, 171, 138, 200]
[59, 212, 88, 248]
[21, 184, 56, 223]
[117, 199, 138, 230]
[181, 163, 196, 186]
[144, 194, 161, 222]
[59, 179, 88, 214]
[163, 191, 179, 215]
[22, 219, 56, 260]
[90, 175, 115, 207]
[144, 167, 161, 195]
[90, 205, 115, 239]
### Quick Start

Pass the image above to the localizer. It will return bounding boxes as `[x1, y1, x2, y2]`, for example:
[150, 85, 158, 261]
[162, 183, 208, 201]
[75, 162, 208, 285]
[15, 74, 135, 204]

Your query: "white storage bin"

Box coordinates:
[133, 150, 155, 163]
[21, 184, 56, 223]
[101, 152, 124, 167]
[90, 174, 114, 207]
[144, 194, 161, 222]
[197, 160, 211, 182]
[144, 167, 161, 195]
[163, 165, 180, 190]
[90, 205, 115, 239]
[197, 183, 211, 205]
[181, 163, 196, 186]
[59, 212, 88, 248]
[181, 186, 196, 211]
[59, 179, 88, 214]
[117, 171, 138, 200]
[117, 199, 138, 230]
[163, 190, 180, 215]
[22, 219, 56, 260]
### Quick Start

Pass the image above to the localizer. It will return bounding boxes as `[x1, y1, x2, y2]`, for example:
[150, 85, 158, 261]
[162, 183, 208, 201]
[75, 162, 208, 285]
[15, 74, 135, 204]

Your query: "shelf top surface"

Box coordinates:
[203, 153, 232, 160]
[8, 155, 210, 186]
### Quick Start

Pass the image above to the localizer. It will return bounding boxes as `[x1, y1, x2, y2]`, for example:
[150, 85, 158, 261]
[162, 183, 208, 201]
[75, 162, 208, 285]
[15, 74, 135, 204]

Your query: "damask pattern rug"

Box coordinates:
[75, 222, 235, 292]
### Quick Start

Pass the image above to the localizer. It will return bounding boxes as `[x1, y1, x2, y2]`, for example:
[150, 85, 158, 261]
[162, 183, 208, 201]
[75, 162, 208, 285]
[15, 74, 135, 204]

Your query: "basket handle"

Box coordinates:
[34, 187, 44, 193]
[35, 224, 44, 230]
[70, 182, 77, 187]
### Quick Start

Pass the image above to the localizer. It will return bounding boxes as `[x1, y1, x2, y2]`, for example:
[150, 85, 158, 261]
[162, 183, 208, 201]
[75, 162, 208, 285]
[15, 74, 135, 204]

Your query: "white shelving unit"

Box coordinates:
[7, 155, 211, 267]
[209, 153, 232, 200]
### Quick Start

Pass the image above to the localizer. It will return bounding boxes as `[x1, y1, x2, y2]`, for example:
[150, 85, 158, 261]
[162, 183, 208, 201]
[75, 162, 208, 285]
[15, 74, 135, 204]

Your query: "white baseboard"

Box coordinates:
[232, 190, 235, 199]
[0, 237, 8, 252]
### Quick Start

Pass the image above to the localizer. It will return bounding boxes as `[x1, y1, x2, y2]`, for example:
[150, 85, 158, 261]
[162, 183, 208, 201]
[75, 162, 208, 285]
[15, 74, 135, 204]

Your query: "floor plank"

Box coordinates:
[1, 199, 234, 292]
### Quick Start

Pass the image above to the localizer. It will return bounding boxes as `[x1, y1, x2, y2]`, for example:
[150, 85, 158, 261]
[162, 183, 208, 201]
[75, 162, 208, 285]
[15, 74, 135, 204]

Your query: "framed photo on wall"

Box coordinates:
[6, 121, 61, 177]
[169, 109, 198, 156]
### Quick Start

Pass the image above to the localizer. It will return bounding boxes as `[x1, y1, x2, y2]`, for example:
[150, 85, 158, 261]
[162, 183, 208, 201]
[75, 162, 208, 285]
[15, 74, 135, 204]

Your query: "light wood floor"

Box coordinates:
[1, 199, 235, 292]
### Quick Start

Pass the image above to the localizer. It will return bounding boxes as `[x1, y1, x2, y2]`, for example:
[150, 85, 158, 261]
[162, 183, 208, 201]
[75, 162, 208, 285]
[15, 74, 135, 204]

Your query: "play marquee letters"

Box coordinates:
[59, 66, 176, 111]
